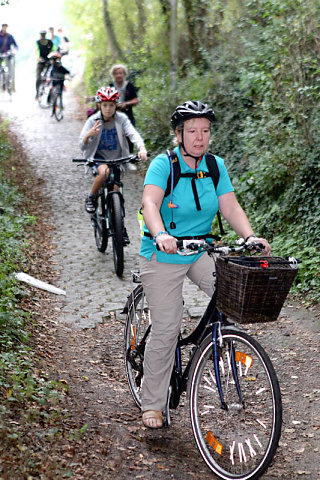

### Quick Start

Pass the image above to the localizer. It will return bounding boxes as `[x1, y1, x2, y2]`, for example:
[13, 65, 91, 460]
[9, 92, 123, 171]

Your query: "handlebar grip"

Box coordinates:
[246, 241, 265, 250]
[72, 158, 86, 162]
[130, 156, 140, 163]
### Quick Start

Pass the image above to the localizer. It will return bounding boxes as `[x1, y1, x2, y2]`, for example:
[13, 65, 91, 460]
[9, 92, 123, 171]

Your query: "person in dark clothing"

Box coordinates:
[0, 23, 18, 55]
[110, 64, 140, 159]
[35, 30, 53, 98]
[0, 23, 18, 91]
[110, 64, 139, 126]
[46, 51, 70, 110]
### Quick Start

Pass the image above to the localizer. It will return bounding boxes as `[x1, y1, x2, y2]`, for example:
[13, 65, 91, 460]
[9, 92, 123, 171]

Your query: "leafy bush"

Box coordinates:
[65, 0, 320, 301]
[0, 125, 63, 427]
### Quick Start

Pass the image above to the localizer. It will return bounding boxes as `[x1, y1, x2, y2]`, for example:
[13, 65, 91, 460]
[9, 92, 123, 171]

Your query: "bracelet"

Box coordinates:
[153, 231, 168, 241]
[245, 234, 257, 242]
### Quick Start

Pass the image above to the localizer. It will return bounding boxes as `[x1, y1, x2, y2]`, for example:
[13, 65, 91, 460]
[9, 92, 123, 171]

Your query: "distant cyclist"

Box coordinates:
[0, 23, 18, 91]
[57, 28, 71, 55]
[46, 51, 70, 106]
[35, 30, 53, 99]
[79, 86, 147, 241]
[48, 27, 60, 51]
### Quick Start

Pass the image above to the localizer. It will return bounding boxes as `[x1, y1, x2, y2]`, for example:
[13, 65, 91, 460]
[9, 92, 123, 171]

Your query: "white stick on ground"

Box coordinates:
[15, 272, 66, 296]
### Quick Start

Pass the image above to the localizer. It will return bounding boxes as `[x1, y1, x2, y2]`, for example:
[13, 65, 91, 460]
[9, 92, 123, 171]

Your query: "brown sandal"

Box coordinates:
[142, 410, 163, 429]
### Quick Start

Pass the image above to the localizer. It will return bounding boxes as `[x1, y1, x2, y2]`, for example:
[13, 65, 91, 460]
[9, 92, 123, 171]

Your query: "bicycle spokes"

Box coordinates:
[124, 286, 152, 408]
[190, 330, 281, 479]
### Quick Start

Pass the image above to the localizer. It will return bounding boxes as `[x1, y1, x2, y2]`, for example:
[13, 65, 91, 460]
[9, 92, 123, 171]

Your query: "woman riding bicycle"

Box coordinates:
[139, 100, 271, 429]
[79, 86, 147, 220]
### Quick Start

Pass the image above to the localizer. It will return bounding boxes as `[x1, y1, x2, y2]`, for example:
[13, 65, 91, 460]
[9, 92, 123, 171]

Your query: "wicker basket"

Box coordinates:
[216, 256, 298, 324]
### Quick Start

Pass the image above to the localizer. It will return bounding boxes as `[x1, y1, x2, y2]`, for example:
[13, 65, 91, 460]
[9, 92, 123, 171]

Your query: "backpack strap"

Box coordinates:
[164, 150, 179, 198]
[164, 150, 225, 235]
[206, 153, 225, 235]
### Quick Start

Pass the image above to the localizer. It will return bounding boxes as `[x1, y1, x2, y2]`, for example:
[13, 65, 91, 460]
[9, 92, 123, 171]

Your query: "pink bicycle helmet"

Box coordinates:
[96, 86, 119, 103]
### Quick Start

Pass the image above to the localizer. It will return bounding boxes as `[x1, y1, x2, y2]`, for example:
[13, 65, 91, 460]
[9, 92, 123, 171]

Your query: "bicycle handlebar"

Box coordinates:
[72, 154, 140, 167]
[175, 238, 265, 256]
[0, 52, 15, 58]
[175, 238, 301, 265]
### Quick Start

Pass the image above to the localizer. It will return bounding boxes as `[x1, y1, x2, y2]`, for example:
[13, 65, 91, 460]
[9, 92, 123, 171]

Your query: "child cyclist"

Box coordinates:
[79, 86, 147, 243]
[47, 51, 70, 112]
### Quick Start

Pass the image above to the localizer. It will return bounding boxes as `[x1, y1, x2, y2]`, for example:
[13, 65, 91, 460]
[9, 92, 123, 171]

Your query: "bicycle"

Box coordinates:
[50, 81, 64, 121]
[37, 60, 51, 108]
[0, 52, 14, 97]
[73, 155, 140, 277]
[123, 238, 300, 480]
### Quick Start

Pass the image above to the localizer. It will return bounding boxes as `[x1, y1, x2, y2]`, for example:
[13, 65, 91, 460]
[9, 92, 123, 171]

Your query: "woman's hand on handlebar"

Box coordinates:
[156, 233, 178, 254]
[250, 237, 271, 255]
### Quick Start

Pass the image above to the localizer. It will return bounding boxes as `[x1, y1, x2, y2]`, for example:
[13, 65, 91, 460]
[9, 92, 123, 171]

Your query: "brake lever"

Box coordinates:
[246, 241, 265, 252]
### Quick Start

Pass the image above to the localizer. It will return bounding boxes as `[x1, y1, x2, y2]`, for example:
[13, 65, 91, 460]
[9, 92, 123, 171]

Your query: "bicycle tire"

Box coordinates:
[53, 92, 63, 121]
[94, 189, 108, 252]
[108, 193, 124, 276]
[38, 83, 50, 109]
[0, 70, 5, 92]
[124, 284, 151, 408]
[4, 70, 12, 96]
[189, 328, 282, 480]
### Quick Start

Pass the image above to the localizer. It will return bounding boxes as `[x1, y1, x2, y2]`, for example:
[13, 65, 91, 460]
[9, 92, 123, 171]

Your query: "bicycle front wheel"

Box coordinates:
[108, 193, 124, 277]
[124, 284, 151, 408]
[4, 70, 12, 95]
[189, 328, 282, 480]
[53, 92, 63, 121]
[94, 190, 108, 252]
[38, 83, 50, 108]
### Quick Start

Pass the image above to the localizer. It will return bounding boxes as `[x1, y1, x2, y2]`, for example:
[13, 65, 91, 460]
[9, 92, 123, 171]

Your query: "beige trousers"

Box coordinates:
[139, 252, 216, 412]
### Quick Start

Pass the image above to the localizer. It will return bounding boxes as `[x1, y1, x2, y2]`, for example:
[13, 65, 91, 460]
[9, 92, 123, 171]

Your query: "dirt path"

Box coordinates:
[1, 85, 319, 480]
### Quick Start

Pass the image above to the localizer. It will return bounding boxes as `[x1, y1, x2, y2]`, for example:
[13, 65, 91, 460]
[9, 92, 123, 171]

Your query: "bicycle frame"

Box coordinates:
[168, 288, 244, 419]
[124, 241, 299, 479]
[72, 155, 140, 276]
[0, 54, 12, 94]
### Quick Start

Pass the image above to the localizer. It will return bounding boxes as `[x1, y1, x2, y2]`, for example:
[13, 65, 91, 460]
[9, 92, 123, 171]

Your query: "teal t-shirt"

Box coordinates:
[139, 147, 234, 264]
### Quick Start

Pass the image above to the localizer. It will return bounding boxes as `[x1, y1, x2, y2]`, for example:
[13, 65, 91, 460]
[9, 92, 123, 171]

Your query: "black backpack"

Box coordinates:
[164, 150, 225, 235]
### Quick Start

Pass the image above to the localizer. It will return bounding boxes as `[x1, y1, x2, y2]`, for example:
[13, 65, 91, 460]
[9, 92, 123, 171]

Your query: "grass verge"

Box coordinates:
[0, 120, 78, 478]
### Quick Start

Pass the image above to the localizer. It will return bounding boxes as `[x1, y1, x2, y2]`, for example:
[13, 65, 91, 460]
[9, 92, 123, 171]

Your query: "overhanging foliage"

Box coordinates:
[64, 0, 320, 301]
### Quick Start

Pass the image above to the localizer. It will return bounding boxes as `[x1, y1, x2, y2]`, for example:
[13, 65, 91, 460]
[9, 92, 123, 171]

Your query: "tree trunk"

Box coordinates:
[135, 0, 147, 34]
[170, 0, 178, 92]
[159, 0, 171, 36]
[182, 0, 210, 67]
[101, 0, 124, 60]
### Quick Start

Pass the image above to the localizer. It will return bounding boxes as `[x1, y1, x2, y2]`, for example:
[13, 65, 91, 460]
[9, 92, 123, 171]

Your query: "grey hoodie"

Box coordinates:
[79, 110, 145, 159]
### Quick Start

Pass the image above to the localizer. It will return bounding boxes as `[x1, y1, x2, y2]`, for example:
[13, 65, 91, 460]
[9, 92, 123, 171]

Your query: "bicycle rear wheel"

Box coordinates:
[93, 190, 108, 252]
[53, 92, 63, 121]
[189, 328, 282, 480]
[108, 193, 124, 277]
[124, 284, 151, 408]
[0, 70, 5, 92]
[38, 83, 50, 108]
[4, 70, 12, 96]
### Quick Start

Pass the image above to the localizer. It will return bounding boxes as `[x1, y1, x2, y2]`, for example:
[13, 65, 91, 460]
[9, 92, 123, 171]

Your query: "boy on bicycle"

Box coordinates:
[46, 51, 70, 109]
[79, 86, 147, 243]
